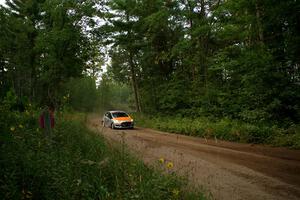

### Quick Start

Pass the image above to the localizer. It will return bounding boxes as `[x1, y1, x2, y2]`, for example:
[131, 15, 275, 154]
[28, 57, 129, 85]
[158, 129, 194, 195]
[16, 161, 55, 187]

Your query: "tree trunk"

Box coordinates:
[125, 10, 142, 113]
[30, 53, 36, 101]
[255, 2, 264, 43]
[129, 52, 141, 112]
[29, 31, 37, 101]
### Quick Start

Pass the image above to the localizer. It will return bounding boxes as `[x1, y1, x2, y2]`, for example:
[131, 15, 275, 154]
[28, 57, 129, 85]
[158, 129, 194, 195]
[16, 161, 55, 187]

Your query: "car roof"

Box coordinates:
[108, 110, 127, 113]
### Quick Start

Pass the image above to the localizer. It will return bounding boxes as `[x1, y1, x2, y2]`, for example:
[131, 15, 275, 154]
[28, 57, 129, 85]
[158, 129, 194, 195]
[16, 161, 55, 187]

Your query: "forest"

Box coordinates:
[102, 0, 300, 124]
[1, 0, 300, 141]
[1, 0, 300, 199]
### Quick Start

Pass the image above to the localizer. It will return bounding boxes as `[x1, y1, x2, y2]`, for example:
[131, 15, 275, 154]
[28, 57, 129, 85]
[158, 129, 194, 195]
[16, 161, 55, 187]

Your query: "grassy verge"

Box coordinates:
[0, 107, 205, 199]
[131, 114, 300, 149]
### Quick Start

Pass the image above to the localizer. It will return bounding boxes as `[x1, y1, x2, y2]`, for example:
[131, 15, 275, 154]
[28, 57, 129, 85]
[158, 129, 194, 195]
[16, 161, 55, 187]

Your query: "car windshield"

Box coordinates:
[112, 112, 128, 118]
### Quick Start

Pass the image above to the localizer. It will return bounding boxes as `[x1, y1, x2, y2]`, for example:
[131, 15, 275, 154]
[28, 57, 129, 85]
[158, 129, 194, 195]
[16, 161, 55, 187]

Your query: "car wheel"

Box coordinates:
[111, 123, 115, 129]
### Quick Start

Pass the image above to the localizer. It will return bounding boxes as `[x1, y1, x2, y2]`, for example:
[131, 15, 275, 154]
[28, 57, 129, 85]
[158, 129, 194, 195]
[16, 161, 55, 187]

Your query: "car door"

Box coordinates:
[103, 112, 109, 127]
[107, 113, 113, 127]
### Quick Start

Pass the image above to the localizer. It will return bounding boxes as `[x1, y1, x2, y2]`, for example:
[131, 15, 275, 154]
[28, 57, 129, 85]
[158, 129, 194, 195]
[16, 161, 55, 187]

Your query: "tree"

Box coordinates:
[98, 0, 143, 112]
[98, 0, 300, 124]
[0, 0, 101, 107]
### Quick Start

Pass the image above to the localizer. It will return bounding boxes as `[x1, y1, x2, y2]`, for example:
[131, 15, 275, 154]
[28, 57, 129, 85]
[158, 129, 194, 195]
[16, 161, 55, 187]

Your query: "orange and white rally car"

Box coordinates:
[102, 111, 134, 129]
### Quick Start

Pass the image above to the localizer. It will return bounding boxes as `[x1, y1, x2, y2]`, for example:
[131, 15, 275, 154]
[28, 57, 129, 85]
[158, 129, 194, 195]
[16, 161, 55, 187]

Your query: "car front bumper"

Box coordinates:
[114, 121, 134, 129]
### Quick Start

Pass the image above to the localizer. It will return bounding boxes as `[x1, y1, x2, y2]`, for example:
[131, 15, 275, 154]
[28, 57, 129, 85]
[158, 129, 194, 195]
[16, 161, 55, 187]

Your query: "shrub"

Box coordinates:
[131, 113, 300, 149]
[1, 105, 205, 199]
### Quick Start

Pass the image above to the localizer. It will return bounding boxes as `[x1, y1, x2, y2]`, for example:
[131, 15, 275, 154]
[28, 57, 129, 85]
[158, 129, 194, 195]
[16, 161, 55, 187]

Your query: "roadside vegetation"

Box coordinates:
[1, 2, 299, 199]
[132, 114, 300, 149]
[1, 0, 299, 149]
[2, 0, 299, 199]
[100, 0, 299, 148]
[0, 99, 205, 200]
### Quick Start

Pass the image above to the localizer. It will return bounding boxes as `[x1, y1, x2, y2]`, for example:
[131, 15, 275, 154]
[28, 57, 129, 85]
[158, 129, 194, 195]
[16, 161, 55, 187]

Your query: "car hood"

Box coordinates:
[113, 117, 132, 121]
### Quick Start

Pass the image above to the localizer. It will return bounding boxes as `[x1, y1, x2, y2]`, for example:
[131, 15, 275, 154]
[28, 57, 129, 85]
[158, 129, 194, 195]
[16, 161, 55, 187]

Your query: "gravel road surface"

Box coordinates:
[88, 115, 300, 200]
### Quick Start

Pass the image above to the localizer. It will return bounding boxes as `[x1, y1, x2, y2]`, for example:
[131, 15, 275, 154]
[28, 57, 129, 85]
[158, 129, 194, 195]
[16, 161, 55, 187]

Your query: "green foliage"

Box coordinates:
[0, 0, 101, 105]
[132, 114, 300, 149]
[98, 73, 132, 112]
[98, 0, 300, 127]
[64, 77, 98, 112]
[1, 0, 299, 149]
[61, 75, 132, 112]
[0, 104, 205, 199]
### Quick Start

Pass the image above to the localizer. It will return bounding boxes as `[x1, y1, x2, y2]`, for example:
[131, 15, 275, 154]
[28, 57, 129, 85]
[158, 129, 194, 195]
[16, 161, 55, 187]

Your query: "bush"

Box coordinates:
[1, 104, 205, 199]
[131, 113, 300, 149]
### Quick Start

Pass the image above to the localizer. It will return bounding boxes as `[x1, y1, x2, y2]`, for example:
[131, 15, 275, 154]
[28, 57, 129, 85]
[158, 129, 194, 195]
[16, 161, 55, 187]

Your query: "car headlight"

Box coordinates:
[130, 119, 134, 122]
[113, 120, 121, 124]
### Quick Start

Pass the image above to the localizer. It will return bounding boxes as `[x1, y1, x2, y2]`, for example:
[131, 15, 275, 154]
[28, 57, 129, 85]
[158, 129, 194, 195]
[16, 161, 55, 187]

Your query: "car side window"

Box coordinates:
[108, 113, 112, 119]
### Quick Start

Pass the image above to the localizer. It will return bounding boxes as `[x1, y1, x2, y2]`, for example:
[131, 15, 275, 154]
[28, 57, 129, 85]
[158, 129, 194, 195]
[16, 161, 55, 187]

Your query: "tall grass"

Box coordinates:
[131, 114, 300, 149]
[0, 107, 205, 199]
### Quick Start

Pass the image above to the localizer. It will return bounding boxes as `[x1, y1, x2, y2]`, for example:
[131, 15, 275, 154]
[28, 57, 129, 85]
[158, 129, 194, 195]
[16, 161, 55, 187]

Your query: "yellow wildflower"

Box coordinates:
[22, 189, 32, 199]
[19, 124, 24, 129]
[158, 158, 165, 163]
[166, 162, 174, 169]
[10, 126, 15, 132]
[172, 189, 180, 196]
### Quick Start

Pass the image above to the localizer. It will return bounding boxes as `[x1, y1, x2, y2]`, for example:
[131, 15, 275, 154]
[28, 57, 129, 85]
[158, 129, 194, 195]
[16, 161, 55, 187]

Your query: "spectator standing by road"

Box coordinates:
[39, 103, 55, 137]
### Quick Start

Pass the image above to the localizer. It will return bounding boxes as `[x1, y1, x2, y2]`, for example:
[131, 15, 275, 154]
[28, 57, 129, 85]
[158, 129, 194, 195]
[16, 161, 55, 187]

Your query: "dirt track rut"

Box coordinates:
[88, 116, 300, 200]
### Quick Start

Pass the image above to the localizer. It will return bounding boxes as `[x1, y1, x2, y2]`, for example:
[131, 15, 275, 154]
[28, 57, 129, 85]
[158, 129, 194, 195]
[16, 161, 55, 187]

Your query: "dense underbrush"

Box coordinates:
[0, 104, 205, 199]
[132, 114, 300, 149]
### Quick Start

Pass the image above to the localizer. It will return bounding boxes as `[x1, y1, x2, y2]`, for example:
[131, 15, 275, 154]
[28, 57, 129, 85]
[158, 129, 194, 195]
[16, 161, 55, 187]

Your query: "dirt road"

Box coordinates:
[88, 116, 300, 200]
